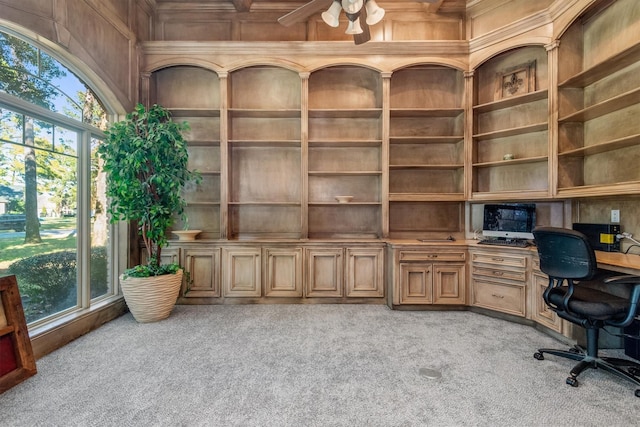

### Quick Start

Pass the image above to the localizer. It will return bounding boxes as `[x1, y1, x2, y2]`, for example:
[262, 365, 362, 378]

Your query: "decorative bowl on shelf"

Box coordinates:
[172, 230, 202, 241]
[335, 196, 354, 204]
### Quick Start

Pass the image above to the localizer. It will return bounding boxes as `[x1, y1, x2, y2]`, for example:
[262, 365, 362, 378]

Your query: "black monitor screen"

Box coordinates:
[482, 203, 536, 240]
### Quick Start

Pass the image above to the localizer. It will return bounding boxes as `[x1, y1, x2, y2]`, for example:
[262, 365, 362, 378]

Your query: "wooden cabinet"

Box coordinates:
[304, 244, 385, 299]
[308, 66, 382, 239]
[345, 247, 384, 298]
[222, 247, 261, 297]
[470, 249, 527, 317]
[182, 247, 221, 299]
[264, 247, 303, 297]
[389, 65, 466, 239]
[305, 247, 343, 297]
[530, 255, 562, 333]
[471, 46, 550, 200]
[556, 0, 640, 198]
[390, 245, 466, 306]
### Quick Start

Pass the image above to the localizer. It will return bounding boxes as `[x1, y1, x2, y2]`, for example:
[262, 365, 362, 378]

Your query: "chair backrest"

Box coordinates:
[533, 226, 597, 281]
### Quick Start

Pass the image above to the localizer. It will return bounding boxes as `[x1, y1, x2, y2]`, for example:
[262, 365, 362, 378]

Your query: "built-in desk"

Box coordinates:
[596, 251, 640, 275]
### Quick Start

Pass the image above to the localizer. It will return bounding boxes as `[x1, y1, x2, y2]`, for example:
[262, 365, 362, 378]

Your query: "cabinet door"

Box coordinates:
[183, 248, 220, 298]
[141, 247, 180, 267]
[433, 263, 465, 304]
[264, 247, 303, 297]
[531, 271, 562, 332]
[305, 248, 343, 297]
[345, 247, 384, 298]
[399, 263, 433, 304]
[222, 248, 261, 297]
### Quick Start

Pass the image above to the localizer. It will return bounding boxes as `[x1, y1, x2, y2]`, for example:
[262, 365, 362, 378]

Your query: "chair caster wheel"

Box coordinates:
[566, 376, 579, 387]
[534, 352, 544, 360]
[569, 346, 581, 354]
[629, 367, 640, 377]
[635, 389, 640, 398]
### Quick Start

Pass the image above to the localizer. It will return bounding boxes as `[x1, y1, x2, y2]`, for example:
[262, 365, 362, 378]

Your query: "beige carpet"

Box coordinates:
[1, 304, 639, 426]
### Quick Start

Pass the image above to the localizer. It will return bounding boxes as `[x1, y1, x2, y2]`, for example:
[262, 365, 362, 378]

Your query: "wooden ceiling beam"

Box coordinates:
[231, 0, 253, 12]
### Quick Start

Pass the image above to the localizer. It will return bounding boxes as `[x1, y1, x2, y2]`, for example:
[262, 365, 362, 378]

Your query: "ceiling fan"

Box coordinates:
[278, 0, 442, 45]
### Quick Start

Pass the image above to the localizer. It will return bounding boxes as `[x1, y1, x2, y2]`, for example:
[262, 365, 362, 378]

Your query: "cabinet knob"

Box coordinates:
[492, 257, 504, 262]
[428, 254, 438, 258]
[491, 293, 505, 299]
[493, 271, 503, 276]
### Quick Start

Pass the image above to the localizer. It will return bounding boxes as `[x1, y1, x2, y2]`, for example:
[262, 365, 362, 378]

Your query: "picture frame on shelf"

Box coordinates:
[0, 275, 37, 394]
[494, 60, 536, 99]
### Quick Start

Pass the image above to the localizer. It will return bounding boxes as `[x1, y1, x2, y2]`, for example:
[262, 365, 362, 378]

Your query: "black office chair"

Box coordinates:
[532, 226, 640, 397]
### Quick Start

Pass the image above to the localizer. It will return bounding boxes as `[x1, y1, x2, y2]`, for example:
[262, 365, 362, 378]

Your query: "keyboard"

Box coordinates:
[477, 239, 530, 248]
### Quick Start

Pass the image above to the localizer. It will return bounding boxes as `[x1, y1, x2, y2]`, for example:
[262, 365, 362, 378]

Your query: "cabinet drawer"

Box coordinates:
[472, 266, 526, 282]
[471, 251, 527, 268]
[399, 251, 466, 262]
[472, 279, 526, 317]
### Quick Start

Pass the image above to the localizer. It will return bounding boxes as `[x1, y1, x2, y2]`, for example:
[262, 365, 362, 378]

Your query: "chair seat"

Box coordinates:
[548, 286, 630, 320]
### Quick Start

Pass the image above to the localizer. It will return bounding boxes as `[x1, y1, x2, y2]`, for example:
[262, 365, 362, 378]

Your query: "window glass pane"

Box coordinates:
[90, 136, 110, 299]
[1, 111, 79, 323]
[0, 31, 106, 125]
[0, 109, 23, 144]
[33, 119, 53, 150]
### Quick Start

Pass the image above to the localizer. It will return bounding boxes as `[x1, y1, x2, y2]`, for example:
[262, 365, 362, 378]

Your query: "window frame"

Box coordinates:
[0, 89, 123, 333]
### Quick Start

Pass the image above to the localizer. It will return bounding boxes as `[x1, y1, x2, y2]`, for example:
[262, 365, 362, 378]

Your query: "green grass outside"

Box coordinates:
[0, 217, 77, 271]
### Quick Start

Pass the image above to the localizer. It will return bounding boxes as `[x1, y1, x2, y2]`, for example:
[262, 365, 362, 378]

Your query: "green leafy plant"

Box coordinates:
[97, 103, 200, 277]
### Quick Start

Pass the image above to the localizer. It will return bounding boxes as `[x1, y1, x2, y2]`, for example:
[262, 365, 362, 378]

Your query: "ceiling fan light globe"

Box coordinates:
[345, 16, 364, 34]
[321, 1, 342, 27]
[342, 0, 364, 14]
[365, 0, 385, 25]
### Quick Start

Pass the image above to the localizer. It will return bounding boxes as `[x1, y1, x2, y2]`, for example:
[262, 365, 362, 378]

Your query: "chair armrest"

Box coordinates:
[604, 275, 640, 285]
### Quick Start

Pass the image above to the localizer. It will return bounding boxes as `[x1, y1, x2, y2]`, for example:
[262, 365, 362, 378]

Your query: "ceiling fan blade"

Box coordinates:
[353, 19, 370, 45]
[278, 0, 334, 27]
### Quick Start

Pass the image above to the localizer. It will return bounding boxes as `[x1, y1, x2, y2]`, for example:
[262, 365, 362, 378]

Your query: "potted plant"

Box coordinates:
[98, 103, 200, 322]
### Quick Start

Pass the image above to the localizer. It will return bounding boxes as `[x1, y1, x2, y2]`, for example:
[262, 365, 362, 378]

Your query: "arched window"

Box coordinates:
[0, 29, 115, 327]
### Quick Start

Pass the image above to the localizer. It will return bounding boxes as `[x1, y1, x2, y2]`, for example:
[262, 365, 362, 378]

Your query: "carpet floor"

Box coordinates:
[1, 304, 638, 426]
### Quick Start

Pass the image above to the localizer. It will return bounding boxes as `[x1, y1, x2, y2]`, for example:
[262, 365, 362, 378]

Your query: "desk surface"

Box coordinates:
[596, 251, 640, 275]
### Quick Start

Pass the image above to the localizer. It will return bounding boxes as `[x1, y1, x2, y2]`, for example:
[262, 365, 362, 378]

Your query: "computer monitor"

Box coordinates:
[482, 203, 536, 240]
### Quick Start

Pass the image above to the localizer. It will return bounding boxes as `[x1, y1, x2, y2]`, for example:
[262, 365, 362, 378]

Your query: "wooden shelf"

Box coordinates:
[389, 193, 465, 202]
[390, 108, 464, 117]
[308, 170, 381, 176]
[228, 140, 300, 147]
[557, 181, 640, 198]
[308, 139, 381, 147]
[473, 156, 548, 168]
[471, 190, 550, 201]
[186, 202, 220, 206]
[389, 136, 464, 144]
[0, 325, 13, 336]
[187, 140, 220, 146]
[228, 109, 300, 118]
[308, 109, 382, 118]
[168, 108, 220, 117]
[473, 89, 548, 113]
[558, 134, 640, 157]
[228, 201, 300, 206]
[473, 122, 548, 141]
[559, 43, 640, 88]
[390, 164, 463, 170]
[309, 202, 381, 205]
[559, 88, 640, 122]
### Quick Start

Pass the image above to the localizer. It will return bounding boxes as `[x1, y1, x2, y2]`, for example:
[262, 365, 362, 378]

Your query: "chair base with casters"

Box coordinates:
[532, 226, 640, 398]
[534, 326, 640, 397]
